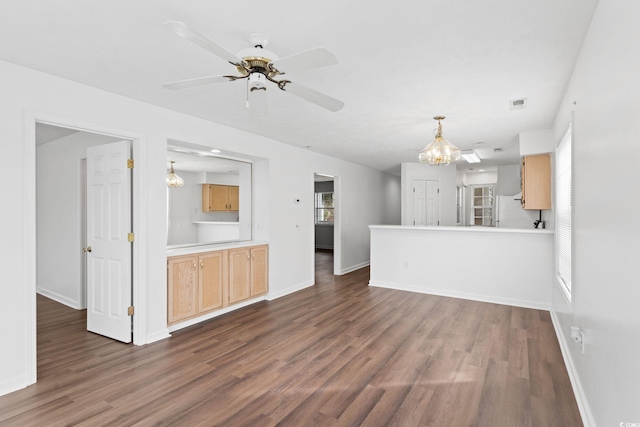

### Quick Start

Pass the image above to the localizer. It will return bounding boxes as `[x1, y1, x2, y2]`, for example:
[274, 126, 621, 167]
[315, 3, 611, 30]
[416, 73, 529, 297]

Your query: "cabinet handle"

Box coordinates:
[252, 253, 255, 260]
[200, 261, 203, 270]
[193, 261, 196, 270]
[247, 254, 250, 261]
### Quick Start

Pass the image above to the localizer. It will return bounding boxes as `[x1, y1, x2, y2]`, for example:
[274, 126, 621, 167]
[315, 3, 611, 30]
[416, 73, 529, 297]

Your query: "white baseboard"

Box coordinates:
[315, 245, 334, 250]
[338, 261, 370, 276]
[267, 280, 314, 300]
[0, 374, 28, 397]
[36, 288, 81, 310]
[550, 310, 595, 427]
[145, 329, 171, 344]
[167, 296, 267, 333]
[368, 280, 550, 311]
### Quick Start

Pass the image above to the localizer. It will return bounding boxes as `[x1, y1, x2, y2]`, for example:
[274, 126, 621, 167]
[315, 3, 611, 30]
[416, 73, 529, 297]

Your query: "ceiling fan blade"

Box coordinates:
[164, 21, 242, 64]
[282, 82, 344, 112]
[270, 48, 338, 74]
[162, 75, 233, 90]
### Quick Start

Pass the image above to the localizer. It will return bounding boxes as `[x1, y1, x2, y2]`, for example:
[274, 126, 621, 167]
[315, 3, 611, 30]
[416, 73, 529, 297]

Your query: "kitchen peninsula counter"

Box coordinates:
[368, 225, 553, 309]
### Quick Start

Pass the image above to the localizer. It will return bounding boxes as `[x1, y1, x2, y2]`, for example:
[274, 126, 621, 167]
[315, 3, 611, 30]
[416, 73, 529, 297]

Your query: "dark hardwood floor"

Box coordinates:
[0, 250, 582, 426]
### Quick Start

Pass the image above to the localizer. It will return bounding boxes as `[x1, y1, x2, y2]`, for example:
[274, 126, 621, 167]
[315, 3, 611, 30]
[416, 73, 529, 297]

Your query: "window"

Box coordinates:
[556, 126, 572, 300]
[471, 185, 494, 226]
[315, 192, 334, 224]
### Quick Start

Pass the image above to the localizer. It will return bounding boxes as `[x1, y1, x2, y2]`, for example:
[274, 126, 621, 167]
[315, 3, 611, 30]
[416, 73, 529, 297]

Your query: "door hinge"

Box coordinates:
[128, 306, 134, 316]
[437, 188, 440, 193]
[438, 221, 440, 225]
[127, 159, 134, 169]
[413, 188, 415, 193]
[128, 232, 134, 242]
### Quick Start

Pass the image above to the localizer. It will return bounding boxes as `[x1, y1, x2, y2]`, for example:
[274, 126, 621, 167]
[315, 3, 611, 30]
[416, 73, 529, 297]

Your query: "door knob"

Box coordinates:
[83, 246, 92, 253]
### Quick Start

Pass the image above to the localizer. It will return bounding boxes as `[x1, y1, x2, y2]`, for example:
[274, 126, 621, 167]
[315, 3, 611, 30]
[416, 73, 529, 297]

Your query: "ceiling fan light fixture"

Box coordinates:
[166, 161, 184, 188]
[418, 116, 461, 166]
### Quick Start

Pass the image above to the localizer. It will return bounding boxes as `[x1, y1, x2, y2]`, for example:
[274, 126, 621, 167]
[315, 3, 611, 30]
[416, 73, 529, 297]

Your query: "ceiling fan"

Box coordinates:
[162, 21, 344, 112]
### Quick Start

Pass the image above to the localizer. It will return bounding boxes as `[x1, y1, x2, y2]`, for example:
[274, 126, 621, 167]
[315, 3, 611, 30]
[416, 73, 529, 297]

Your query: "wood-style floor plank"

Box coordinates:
[0, 250, 582, 426]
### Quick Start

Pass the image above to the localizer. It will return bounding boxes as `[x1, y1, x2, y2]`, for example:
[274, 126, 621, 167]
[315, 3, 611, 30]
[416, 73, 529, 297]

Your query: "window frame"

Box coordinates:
[314, 191, 335, 225]
[555, 125, 572, 302]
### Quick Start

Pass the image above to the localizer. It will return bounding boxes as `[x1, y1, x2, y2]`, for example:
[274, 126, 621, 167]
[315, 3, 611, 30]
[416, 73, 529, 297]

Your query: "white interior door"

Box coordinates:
[412, 179, 440, 226]
[86, 140, 132, 343]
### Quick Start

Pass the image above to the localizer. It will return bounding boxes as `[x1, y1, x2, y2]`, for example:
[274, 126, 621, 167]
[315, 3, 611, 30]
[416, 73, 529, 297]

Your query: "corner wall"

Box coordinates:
[550, 1, 640, 425]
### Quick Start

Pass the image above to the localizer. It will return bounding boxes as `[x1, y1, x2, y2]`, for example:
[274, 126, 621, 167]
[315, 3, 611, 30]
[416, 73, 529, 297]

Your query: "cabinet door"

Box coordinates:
[228, 248, 251, 304]
[251, 246, 268, 297]
[199, 252, 225, 313]
[522, 154, 551, 210]
[167, 255, 198, 324]
[209, 185, 229, 211]
[227, 186, 239, 211]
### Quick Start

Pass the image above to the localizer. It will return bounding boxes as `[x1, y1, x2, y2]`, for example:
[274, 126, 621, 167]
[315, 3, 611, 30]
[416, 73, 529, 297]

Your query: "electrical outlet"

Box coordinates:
[403, 261, 409, 268]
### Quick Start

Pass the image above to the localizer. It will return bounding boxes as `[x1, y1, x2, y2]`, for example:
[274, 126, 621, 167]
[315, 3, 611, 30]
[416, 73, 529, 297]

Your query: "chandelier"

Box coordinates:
[419, 116, 461, 166]
[166, 161, 184, 188]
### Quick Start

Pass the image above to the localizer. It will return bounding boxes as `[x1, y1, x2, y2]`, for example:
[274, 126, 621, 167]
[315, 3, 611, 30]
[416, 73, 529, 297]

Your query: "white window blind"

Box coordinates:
[556, 126, 572, 300]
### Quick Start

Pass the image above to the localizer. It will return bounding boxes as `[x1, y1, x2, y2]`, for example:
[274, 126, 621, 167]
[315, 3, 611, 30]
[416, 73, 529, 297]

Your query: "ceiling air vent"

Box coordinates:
[510, 98, 527, 110]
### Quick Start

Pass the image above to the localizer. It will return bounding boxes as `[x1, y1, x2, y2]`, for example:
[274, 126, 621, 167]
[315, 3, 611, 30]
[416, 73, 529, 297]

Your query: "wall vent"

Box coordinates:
[493, 147, 503, 152]
[510, 98, 527, 110]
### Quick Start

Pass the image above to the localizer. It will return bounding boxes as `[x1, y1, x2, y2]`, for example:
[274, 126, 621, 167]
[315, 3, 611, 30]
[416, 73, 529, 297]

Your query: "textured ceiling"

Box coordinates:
[0, 0, 598, 173]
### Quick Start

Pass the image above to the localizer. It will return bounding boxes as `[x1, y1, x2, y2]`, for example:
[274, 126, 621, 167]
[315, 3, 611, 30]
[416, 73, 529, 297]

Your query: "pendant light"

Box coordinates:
[166, 161, 184, 188]
[419, 116, 461, 166]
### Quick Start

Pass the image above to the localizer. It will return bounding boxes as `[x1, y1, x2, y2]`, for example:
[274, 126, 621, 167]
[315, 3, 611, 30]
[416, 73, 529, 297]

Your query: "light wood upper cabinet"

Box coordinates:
[521, 154, 551, 210]
[167, 255, 198, 324]
[202, 184, 239, 212]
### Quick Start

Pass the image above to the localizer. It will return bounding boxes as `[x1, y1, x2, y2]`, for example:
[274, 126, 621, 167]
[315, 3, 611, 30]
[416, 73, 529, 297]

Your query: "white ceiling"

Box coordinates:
[1, 0, 598, 174]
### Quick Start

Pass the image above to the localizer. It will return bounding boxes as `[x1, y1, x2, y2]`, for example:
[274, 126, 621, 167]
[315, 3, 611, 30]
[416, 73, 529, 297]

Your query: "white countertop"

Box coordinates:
[192, 221, 239, 225]
[368, 225, 553, 235]
[167, 240, 268, 257]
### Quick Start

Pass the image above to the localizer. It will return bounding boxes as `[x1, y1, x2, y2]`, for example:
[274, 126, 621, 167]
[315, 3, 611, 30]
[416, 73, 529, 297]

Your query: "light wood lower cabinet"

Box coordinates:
[198, 251, 225, 313]
[168, 245, 268, 325]
[167, 255, 198, 324]
[228, 245, 269, 305]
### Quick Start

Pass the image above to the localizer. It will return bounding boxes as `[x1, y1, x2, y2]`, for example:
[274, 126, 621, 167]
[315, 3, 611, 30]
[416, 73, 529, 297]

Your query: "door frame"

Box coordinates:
[23, 110, 148, 385]
[312, 173, 341, 276]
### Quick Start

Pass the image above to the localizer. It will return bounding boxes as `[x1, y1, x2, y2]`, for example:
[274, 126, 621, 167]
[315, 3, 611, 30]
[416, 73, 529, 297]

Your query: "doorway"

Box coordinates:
[313, 173, 339, 279]
[25, 111, 147, 385]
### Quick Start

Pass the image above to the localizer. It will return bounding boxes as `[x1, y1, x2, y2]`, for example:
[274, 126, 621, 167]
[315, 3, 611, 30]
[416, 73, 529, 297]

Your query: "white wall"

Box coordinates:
[400, 163, 457, 226]
[519, 129, 554, 155]
[0, 58, 397, 396]
[167, 171, 203, 246]
[549, 1, 640, 425]
[370, 226, 552, 309]
[381, 174, 401, 225]
[36, 131, 123, 309]
[496, 164, 521, 196]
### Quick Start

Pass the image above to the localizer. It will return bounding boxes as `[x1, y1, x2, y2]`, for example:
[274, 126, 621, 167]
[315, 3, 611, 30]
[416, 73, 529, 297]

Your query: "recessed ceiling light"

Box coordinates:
[210, 149, 221, 153]
[478, 169, 486, 172]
